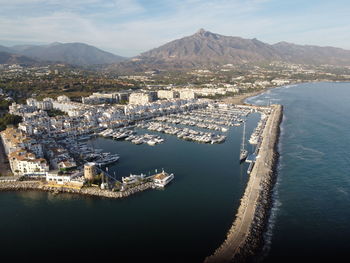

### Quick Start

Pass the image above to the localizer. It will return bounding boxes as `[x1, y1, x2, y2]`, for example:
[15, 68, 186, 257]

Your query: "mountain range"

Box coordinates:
[0, 42, 125, 66]
[0, 51, 37, 65]
[133, 29, 350, 68]
[2, 29, 350, 68]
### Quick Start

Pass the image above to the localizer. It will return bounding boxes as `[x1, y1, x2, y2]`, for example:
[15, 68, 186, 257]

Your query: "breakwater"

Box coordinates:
[205, 104, 283, 263]
[0, 181, 155, 199]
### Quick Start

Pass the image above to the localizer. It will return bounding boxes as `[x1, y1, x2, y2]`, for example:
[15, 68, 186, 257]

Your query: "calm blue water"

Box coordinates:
[246, 82, 350, 262]
[0, 112, 260, 261]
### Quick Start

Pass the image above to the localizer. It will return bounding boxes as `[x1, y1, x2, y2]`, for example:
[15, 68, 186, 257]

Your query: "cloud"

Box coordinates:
[0, 0, 349, 56]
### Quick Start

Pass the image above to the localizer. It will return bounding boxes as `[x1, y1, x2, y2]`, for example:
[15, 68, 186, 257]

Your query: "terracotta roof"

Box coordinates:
[153, 172, 168, 180]
[8, 149, 47, 164]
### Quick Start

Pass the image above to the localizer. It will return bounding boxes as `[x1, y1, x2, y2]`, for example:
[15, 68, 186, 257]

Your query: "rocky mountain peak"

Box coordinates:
[196, 28, 207, 35]
[194, 28, 219, 40]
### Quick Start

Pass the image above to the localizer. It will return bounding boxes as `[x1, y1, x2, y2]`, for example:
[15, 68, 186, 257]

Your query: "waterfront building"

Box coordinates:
[46, 170, 84, 187]
[271, 79, 290, 85]
[8, 149, 49, 176]
[46, 171, 73, 184]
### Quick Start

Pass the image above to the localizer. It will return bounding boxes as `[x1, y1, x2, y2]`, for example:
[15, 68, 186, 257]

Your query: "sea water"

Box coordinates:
[247, 82, 350, 262]
[0, 111, 260, 261]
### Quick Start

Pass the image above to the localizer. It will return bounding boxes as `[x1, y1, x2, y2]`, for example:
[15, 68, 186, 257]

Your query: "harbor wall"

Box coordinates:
[205, 104, 283, 263]
[0, 181, 155, 199]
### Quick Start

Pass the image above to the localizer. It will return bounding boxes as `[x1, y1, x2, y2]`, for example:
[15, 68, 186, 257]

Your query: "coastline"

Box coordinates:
[205, 104, 283, 263]
[0, 181, 155, 199]
[220, 88, 269, 105]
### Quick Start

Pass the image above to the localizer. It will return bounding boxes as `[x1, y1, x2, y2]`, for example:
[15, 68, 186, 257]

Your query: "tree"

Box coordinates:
[0, 114, 22, 131]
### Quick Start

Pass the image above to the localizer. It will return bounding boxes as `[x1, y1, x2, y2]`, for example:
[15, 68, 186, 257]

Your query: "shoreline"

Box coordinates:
[220, 79, 349, 106]
[220, 80, 316, 105]
[0, 181, 155, 199]
[205, 104, 283, 263]
[220, 89, 268, 105]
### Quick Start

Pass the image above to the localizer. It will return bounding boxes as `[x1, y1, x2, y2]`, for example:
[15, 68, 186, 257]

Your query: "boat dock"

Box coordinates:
[96, 103, 268, 146]
[0, 169, 175, 198]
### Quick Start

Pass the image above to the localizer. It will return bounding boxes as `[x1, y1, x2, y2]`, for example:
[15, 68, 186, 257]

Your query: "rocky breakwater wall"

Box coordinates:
[0, 181, 42, 191]
[205, 104, 283, 263]
[0, 180, 155, 199]
[69, 182, 155, 198]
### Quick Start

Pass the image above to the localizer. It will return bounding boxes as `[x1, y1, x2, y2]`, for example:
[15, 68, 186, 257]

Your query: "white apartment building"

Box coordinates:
[179, 90, 197, 100]
[129, 93, 152, 105]
[9, 102, 37, 116]
[8, 149, 49, 176]
[157, 90, 178, 100]
[26, 98, 53, 110]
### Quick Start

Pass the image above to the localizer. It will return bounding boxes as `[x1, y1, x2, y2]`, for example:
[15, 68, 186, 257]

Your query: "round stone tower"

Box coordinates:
[84, 162, 96, 181]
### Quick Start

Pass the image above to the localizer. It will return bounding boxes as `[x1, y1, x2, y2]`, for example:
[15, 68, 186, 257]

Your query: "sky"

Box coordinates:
[0, 0, 349, 57]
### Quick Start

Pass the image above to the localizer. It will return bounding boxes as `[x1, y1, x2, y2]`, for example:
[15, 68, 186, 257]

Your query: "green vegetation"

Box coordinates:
[59, 166, 76, 173]
[198, 91, 238, 100]
[0, 65, 135, 102]
[118, 99, 128, 105]
[0, 99, 11, 111]
[0, 113, 22, 131]
[46, 109, 67, 117]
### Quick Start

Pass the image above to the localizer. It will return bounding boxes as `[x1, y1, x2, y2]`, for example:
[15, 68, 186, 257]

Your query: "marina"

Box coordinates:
[58, 139, 121, 166]
[95, 104, 268, 147]
[0, 100, 269, 262]
[98, 127, 166, 146]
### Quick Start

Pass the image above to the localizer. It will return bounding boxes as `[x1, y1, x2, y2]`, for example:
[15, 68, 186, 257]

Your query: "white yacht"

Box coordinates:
[122, 174, 146, 185]
[147, 140, 157, 146]
[96, 154, 120, 166]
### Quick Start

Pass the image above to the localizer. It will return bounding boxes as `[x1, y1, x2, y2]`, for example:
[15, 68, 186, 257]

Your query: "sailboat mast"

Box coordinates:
[242, 121, 246, 150]
[240, 120, 248, 163]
